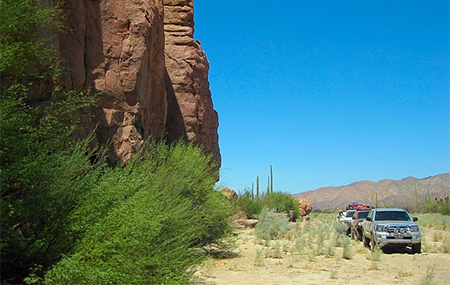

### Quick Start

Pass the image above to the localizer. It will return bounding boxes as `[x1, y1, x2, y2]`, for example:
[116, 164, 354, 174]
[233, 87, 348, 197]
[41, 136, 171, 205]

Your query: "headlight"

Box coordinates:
[375, 225, 388, 232]
[410, 225, 419, 232]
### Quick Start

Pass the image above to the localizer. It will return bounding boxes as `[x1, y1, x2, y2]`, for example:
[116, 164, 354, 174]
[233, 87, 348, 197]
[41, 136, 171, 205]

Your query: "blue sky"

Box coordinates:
[193, 1, 449, 194]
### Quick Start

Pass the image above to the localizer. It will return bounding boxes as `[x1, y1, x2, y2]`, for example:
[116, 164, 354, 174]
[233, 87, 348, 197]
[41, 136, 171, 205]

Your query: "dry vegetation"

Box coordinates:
[194, 213, 450, 285]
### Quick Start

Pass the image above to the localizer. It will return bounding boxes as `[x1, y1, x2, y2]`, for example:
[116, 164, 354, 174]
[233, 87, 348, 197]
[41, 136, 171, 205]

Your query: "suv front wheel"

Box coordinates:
[412, 242, 421, 254]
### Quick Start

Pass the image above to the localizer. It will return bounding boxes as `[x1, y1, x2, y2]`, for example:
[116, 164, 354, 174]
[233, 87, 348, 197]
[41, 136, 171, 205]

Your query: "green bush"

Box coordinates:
[1, 1, 232, 283]
[0, 84, 102, 284]
[263, 192, 300, 221]
[0, 0, 61, 83]
[44, 141, 232, 284]
[231, 191, 299, 220]
[233, 189, 264, 219]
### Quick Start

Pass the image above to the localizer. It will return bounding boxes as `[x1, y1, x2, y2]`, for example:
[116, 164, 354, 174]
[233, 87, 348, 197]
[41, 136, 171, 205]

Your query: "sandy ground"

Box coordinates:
[194, 226, 450, 285]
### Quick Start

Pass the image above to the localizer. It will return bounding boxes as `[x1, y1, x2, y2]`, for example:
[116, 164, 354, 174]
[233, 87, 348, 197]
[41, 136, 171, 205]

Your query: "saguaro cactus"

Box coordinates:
[256, 176, 260, 198]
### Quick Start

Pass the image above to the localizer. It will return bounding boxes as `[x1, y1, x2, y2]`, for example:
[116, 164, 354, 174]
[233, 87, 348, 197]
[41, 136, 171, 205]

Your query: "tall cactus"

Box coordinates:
[256, 176, 260, 198]
[251, 182, 254, 200]
[270, 165, 274, 193]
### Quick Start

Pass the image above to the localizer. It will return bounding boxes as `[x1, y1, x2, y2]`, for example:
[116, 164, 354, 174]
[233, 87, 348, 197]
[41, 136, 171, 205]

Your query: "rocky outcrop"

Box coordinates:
[58, 0, 220, 167]
[163, 0, 220, 166]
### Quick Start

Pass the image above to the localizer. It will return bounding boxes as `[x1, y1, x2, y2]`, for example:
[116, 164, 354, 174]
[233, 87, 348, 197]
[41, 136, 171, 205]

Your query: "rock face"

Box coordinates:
[58, 0, 220, 167]
[164, 0, 220, 165]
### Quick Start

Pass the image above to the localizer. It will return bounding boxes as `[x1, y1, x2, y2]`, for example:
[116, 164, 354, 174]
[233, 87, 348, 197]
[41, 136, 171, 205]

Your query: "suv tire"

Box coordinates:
[412, 242, 421, 254]
[363, 235, 370, 248]
[356, 230, 362, 241]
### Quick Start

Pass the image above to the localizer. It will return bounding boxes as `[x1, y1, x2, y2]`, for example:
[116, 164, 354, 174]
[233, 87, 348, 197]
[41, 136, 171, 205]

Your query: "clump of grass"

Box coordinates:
[432, 231, 443, 242]
[306, 248, 317, 262]
[315, 227, 327, 254]
[366, 245, 382, 262]
[398, 268, 413, 278]
[324, 242, 336, 258]
[293, 236, 306, 255]
[419, 264, 437, 285]
[329, 221, 348, 248]
[265, 243, 283, 259]
[330, 270, 338, 279]
[255, 207, 290, 240]
[254, 249, 265, 267]
[368, 261, 379, 271]
[281, 241, 291, 253]
[342, 240, 354, 260]
[443, 237, 450, 253]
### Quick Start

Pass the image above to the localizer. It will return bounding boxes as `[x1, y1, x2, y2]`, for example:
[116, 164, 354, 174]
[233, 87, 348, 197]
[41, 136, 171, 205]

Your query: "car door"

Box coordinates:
[363, 210, 374, 237]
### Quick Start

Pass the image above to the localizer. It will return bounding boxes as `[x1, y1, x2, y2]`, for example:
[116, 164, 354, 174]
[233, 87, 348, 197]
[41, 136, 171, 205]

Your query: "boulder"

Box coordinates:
[221, 187, 238, 200]
[233, 219, 259, 229]
[295, 198, 313, 220]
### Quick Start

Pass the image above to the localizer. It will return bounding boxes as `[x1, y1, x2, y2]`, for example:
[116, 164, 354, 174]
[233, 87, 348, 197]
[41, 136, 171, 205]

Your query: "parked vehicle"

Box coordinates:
[346, 201, 372, 210]
[351, 210, 370, 241]
[339, 210, 356, 235]
[362, 208, 421, 253]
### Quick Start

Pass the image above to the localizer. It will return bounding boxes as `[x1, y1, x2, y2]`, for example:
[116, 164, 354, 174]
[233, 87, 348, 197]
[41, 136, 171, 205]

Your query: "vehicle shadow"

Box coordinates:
[382, 247, 418, 255]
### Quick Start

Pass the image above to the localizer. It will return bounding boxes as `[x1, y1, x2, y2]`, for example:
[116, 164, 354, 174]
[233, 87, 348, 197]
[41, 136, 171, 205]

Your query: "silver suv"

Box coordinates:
[362, 208, 421, 253]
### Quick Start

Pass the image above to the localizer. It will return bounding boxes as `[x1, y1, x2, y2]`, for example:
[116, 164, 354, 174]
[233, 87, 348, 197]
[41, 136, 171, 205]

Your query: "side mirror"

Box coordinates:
[413, 217, 418, 222]
[352, 216, 356, 219]
[366, 217, 372, 221]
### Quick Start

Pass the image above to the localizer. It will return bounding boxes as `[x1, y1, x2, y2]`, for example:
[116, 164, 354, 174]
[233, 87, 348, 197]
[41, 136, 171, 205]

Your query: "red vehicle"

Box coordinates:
[351, 210, 370, 241]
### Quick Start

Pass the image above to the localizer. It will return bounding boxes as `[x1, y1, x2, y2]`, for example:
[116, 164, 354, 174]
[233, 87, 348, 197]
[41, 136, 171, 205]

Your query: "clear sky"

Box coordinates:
[193, 0, 449, 194]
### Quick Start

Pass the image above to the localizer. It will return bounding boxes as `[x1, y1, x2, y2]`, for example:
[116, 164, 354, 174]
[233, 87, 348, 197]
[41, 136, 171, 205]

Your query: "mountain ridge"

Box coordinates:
[293, 173, 450, 211]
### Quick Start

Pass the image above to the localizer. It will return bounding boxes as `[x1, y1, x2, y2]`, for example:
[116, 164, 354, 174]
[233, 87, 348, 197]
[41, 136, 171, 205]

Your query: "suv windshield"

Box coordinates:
[375, 211, 411, 221]
[345, 211, 355, 217]
[358, 211, 369, 219]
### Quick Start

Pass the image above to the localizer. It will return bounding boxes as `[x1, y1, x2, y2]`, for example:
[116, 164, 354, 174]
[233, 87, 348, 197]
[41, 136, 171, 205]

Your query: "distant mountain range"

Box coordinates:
[293, 173, 450, 211]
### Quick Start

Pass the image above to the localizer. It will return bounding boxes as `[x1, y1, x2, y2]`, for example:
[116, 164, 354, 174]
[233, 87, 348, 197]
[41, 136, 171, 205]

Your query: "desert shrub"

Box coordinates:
[233, 189, 264, 219]
[0, 84, 102, 284]
[310, 212, 336, 224]
[45, 141, 232, 284]
[255, 207, 290, 240]
[263, 192, 300, 221]
[416, 213, 450, 231]
[341, 239, 354, 260]
[232, 190, 299, 220]
[328, 221, 348, 248]
[1, 0, 61, 84]
[0, 1, 105, 282]
[324, 242, 336, 257]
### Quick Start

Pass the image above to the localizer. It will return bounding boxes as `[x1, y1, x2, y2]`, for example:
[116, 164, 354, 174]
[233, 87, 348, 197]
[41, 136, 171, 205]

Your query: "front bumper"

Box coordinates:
[373, 231, 421, 247]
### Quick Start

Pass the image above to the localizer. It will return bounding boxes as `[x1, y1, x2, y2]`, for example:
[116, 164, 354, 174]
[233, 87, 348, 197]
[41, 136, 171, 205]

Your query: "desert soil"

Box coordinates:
[194, 226, 450, 285]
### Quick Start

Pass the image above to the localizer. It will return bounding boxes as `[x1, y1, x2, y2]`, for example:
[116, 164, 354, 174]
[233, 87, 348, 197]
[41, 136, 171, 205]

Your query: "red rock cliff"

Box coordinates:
[58, 0, 220, 168]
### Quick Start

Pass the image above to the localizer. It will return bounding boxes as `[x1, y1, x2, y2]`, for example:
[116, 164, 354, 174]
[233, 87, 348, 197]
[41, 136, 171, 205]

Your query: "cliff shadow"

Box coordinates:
[164, 68, 187, 144]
